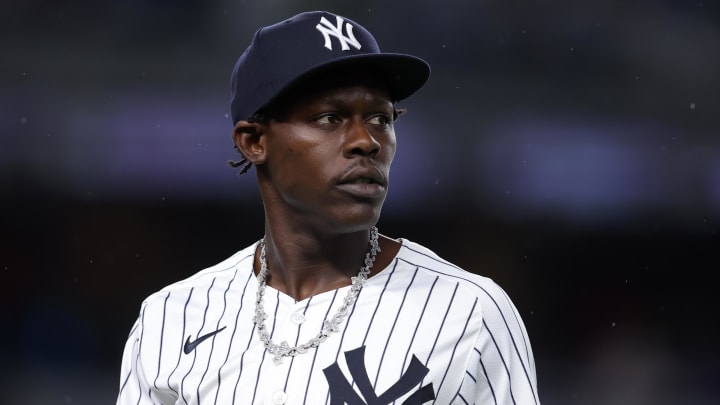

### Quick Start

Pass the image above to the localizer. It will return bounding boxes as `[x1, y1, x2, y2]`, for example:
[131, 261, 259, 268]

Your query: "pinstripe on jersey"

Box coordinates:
[117, 239, 540, 404]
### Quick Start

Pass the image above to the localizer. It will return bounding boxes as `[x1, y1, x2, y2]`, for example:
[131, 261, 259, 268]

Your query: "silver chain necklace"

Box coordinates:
[254, 226, 380, 365]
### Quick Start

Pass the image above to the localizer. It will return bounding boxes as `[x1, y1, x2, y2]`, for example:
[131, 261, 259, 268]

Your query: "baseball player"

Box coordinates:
[117, 10, 540, 405]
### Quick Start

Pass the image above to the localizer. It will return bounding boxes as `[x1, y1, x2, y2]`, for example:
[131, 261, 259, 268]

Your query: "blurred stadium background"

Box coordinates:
[2, 0, 719, 404]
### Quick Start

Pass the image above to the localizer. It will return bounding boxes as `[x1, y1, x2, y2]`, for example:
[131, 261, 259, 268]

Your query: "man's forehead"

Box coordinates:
[304, 85, 393, 106]
[268, 67, 393, 113]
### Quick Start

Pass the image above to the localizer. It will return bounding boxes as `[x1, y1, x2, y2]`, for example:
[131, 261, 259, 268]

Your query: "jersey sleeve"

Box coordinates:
[117, 308, 148, 404]
[116, 303, 177, 405]
[456, 282, 540, 404]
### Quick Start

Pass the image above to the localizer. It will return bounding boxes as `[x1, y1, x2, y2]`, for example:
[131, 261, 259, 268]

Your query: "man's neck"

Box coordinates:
[255, 229, 399, 301]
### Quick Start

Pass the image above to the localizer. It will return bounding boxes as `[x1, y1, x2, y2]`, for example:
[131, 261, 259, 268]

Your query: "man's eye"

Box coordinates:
[367, 115, 391, 126]
[316, 114, 341, 124]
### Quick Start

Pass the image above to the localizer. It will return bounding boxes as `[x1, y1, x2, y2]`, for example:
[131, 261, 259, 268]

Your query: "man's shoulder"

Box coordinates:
[396, 239, 507, 300]
[142, 241, 258, 307]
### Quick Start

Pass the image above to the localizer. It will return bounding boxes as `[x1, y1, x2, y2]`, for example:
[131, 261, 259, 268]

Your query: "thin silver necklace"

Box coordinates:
[254, 226, 380, 365]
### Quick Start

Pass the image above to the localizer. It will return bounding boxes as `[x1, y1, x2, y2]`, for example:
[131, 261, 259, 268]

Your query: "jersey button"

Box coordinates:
[272, 390, 288, 404]
[290, 312, 305, 324]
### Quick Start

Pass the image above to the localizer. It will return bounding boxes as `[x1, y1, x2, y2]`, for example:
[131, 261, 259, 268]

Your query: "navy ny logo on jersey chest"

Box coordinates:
[323, 346, 435, 405]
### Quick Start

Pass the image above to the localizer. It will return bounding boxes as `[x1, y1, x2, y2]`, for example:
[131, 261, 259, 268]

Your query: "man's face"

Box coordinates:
[259, 74, 397, 232]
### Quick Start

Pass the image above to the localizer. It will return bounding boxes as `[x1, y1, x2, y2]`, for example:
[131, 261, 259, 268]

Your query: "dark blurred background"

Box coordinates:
[2, 0, 719, 404]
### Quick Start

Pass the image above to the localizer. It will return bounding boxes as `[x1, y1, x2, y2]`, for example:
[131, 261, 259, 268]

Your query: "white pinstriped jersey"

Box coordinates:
[117, 238, 539, 404]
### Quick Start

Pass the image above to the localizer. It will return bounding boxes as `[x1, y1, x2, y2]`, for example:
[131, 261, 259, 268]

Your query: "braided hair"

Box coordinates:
[226, 112, 267, 175]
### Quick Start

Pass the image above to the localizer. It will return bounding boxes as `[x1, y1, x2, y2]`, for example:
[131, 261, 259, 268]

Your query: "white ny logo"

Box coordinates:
[316, 16, 362, 51]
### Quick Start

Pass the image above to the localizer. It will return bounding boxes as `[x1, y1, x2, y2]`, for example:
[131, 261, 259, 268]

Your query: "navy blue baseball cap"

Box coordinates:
[230, 11, 431, 125]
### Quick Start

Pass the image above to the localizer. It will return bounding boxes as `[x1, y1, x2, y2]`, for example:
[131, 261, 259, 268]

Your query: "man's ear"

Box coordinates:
[232, 120, 267, 165]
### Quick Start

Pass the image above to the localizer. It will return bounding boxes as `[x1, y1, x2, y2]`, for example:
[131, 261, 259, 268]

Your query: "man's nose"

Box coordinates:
[344, 119, 381, 158]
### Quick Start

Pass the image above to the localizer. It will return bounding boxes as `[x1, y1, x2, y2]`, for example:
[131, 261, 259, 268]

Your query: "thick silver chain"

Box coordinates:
[254, 226, 380, 365]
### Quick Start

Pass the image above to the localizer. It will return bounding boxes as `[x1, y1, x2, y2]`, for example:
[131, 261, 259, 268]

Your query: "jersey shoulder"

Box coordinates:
[397, 239, 510, 302]
[141, 241, 258, 308]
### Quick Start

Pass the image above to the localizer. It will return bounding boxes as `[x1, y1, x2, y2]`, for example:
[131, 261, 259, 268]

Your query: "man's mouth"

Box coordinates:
[347, 177, 377, 184]
[336, 177, 385, 198]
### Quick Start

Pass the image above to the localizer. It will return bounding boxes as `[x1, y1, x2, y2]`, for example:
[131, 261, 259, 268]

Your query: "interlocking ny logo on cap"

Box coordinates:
[316, 15, 362, 51]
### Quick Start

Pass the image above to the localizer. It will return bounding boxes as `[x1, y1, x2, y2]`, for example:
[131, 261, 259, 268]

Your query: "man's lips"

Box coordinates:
[335, 166, 387, 198]
[335, 182, 386, 198]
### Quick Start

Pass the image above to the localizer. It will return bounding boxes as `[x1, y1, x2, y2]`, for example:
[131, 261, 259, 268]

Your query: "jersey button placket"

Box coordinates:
[290, 311, 305, 325]
[272, 390, 288, 404]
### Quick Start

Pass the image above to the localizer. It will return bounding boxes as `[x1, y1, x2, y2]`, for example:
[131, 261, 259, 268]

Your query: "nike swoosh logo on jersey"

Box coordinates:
[183, 326, 227, 354]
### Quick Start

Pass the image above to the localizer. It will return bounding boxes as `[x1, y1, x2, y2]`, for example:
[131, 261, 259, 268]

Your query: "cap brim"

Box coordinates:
[263, 53, 430, 111]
